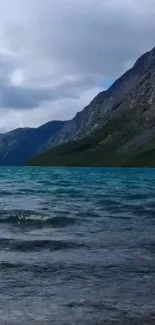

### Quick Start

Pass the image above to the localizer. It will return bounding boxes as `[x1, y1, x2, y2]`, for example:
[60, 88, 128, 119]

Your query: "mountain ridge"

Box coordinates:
[27, 46, 155, 167]
[45, 47, 155, 149]
[0, 120, 67, 165]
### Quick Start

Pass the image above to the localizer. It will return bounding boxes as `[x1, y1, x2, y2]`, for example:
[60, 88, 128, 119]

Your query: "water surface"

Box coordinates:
[0, 167, 155, 324]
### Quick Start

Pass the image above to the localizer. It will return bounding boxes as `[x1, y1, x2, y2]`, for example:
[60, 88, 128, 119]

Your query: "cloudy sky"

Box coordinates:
[0, 0, 155, 131]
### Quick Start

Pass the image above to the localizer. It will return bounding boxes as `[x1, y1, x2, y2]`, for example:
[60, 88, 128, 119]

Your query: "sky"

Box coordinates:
[0, 0, 155, 132]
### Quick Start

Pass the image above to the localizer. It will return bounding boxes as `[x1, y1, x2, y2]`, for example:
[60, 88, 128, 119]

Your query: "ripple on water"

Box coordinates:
[0, 167, 154, 324]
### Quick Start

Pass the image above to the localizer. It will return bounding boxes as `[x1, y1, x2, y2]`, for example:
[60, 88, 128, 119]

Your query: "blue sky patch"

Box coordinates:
[100, 78, 113, 89]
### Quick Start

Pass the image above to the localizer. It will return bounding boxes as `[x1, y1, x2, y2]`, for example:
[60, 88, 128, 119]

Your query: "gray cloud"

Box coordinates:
[0, 0, 155, 130]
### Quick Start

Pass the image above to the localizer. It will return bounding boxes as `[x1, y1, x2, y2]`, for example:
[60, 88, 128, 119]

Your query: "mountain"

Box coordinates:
[0, 120, 66, 165]
[27, 46, 155, 167]
[46, 47, 155, 148]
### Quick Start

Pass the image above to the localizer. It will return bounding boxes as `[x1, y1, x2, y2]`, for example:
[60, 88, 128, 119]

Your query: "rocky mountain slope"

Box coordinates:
[0, 120, 66, 165]
[27, 46, 155, 167]
[47, 47, 155, 148]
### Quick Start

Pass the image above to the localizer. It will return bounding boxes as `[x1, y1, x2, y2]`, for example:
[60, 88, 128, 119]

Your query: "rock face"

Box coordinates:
[27, 47, 155, 167]
[0, 121, 66, 165]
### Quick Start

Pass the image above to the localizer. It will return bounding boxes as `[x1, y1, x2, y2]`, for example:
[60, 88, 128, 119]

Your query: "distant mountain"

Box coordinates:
[0, 120, 66, 165]
[27, 46, 155, 167]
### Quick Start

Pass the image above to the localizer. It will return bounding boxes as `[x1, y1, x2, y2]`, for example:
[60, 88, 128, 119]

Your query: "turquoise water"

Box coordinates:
[0, 167, 155, 324]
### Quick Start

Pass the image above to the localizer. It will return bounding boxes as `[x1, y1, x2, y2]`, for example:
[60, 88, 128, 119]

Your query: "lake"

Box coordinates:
[0, 167, 155, 324]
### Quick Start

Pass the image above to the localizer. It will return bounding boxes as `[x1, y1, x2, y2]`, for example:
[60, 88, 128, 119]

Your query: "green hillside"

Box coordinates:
[26, 117, 155, 167]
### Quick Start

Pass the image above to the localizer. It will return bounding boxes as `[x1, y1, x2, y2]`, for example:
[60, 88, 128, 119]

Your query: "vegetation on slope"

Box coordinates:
[27, 104, 155, 167]
[26, 135, 155, 167]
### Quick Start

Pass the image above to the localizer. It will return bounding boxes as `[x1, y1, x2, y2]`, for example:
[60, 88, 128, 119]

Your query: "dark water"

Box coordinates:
[0, 167, 155, 324]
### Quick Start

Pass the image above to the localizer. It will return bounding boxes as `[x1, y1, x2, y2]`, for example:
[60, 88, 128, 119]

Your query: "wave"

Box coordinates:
[0, 210, 76, 227]
[0, 261, 75, 275]
[0, 259, 98, 274]
[0, 237, 84, 252]
[0, 190, 16, 196]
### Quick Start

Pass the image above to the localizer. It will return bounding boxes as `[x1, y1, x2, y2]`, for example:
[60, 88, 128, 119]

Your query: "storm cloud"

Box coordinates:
[0, 0, 155, 130]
